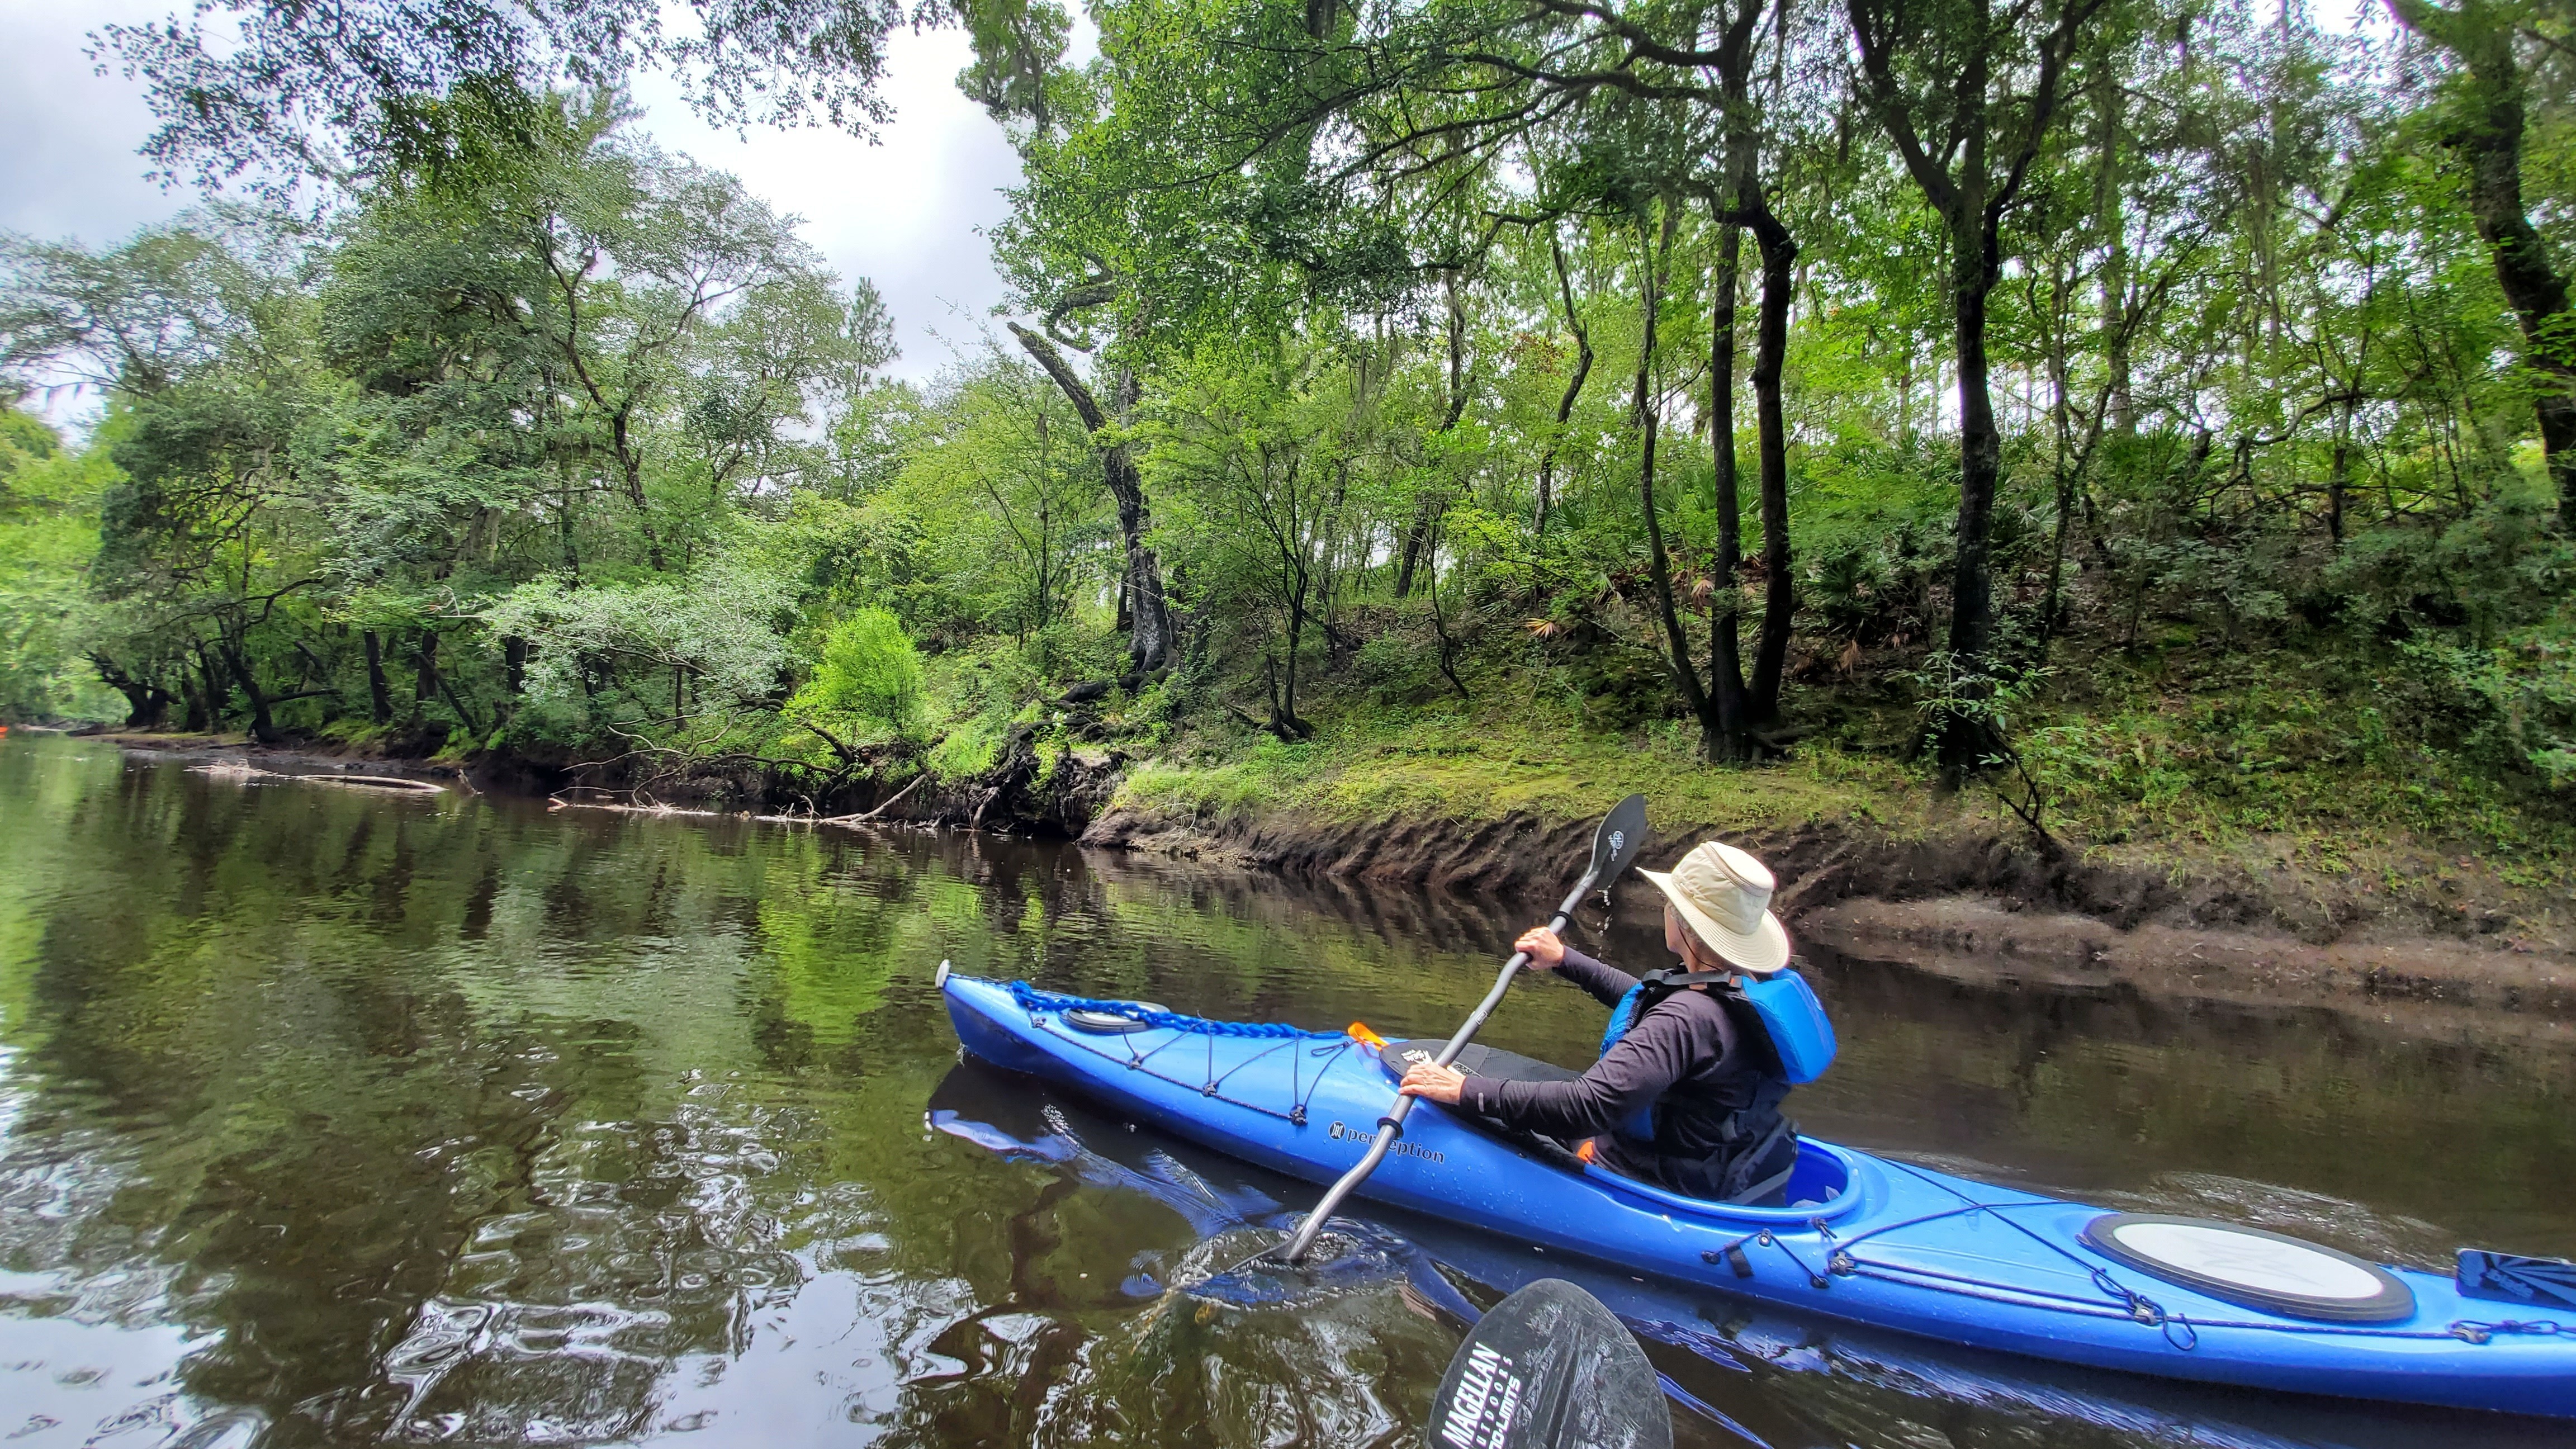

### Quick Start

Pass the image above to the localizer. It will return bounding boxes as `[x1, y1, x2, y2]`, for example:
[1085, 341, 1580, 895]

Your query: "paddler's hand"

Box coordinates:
[1516, 925, 1566, 971]
[1398, 1060, 1468, 1105]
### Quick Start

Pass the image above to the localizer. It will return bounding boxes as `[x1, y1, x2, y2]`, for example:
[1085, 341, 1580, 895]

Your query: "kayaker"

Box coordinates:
[1396, 840, 1820, 1204]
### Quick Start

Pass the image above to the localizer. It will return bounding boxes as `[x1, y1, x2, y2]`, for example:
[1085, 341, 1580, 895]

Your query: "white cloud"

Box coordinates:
[0, 0, 192, 248]
[624, 27, 1027, 382]
[0, 2, 1024, 402]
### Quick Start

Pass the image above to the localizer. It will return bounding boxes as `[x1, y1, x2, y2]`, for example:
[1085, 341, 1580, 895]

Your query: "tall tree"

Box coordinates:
[1008, 325, 1177, 678]
[97, 0, 922, 197]
[1846, 0, 2108, 778]
[2385, 0, 2576, 519]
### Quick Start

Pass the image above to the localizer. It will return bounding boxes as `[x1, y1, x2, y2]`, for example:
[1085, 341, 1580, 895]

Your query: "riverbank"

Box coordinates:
[1086, 781, 2576, 1019]
[86, 720, 2576, 1015]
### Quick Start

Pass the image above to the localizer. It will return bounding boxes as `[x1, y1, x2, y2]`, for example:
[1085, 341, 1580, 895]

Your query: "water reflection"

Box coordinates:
[0, 734, 2568, 1447]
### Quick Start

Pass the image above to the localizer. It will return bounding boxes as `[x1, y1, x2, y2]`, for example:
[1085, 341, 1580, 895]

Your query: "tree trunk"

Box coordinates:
[2385, 0, 2576, 517]
[1426, 547, 1471, 700]
[1538, 231, 1594, 539]
[1706, 217, 1753, 764]
[1630, 207, 1721, 755]
[183, 644, 220, 733]
[1279, 585, 1308, 737]
[1397, 276, 1475, 596]
[1848, 0, 2102, 780]
[1007, 324, 1175, 676]
[2329, 394, 2356, 547]
[413, 629, 441, 726]
[1746, 203, 1799, 725]
[1943, 228, 2005, 782]
[2094, 65, 2134, 439]
[2042, 293, 2078, 657]
[443, 678, 484, 737]
[363, 629, 394, 723]
[217, 634, 282, 744]
[90, 654, 169, 729]
[1393, 503, 1433, 599]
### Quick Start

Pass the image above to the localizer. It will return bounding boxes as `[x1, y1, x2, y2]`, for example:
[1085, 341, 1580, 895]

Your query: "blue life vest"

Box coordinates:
[1597, 963, 1839, 1139]
[1587, 959, 1834, 1186]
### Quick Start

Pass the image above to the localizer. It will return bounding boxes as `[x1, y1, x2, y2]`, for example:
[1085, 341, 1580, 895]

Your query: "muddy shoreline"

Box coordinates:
[86, 730, 2576, 1021]
[1077, 800, 2576, 1024]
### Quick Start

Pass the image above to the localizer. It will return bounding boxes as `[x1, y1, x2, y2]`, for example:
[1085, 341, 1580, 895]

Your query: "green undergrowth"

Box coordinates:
[1113, 646, 2576, 892]
[2016, 655, 2576, 887]
[1117, 701, 1955, 842]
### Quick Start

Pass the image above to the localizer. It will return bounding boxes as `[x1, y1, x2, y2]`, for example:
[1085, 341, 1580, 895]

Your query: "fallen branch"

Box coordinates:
[310, 774, 445, 794]
[841, 771, 930, 822]
[544, 789, 724, 819]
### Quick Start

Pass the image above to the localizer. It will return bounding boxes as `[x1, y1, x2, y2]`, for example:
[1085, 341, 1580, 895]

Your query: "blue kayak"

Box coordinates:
[926, 1059, 2561, 1448]
[940, 969, 2576, 1419]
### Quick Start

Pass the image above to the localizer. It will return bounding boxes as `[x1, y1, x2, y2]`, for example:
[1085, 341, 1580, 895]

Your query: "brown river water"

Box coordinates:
[2, 732, 2570, 1447]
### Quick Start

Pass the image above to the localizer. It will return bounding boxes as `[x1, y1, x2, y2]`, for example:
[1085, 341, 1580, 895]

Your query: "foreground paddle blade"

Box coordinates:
[2458, 1248, 2576, 1310]
[1429, 1278, 1671, 1449]
[1177, 1220, 1416, 1307]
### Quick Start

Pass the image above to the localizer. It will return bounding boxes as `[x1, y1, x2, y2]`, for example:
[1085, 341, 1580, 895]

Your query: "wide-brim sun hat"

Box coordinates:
[1638, 841, 1791, 974]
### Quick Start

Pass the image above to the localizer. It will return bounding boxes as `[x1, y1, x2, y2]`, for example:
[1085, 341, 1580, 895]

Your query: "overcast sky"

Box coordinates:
[0, 0, 1029, 416]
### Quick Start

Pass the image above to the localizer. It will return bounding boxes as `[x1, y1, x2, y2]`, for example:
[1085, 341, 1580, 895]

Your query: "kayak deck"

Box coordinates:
[940, 972, 2576, 1418]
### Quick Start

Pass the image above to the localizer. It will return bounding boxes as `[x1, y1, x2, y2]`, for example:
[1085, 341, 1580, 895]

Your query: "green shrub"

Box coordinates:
[1353, 632, 1437, 702]
[791, 608, 924, 731]
[928, 710, 1008, 781]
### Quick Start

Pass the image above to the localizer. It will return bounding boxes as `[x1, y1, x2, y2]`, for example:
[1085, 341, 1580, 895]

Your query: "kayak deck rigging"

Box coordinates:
[1006, 981, 1363, 1128]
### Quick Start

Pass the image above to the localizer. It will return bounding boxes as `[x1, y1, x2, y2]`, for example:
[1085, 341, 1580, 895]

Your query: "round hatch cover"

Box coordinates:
[2080, 1213, 2416, 1323]
[1063, 1002, 1169, 1034]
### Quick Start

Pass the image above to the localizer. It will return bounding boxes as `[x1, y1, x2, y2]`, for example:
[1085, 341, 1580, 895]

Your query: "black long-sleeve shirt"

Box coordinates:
[1456, 948, 1788, 1196]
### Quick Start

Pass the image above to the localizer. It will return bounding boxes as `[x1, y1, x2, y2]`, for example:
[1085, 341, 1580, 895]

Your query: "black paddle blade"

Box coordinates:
[1591, 795, 1651, 892]
[1427, 1278, 1671, 1449]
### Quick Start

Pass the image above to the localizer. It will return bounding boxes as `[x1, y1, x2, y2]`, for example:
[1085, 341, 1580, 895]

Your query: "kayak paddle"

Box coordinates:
[1428, 1277, 1674, 1449]
[1278, 793, 1650, 1265]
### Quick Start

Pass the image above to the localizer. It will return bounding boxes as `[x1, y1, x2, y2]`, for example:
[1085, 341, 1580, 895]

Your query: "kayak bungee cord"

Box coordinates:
[1717, 1157, 2575, 1351]
[1002, 983, 1348, 1039]
[1006, 981, 1360, 1126]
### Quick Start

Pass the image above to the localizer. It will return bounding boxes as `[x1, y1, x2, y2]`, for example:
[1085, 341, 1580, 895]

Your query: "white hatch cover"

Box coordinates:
[2080, 1214, 2417, 1323]
[1063, 1001, 1170, 1034]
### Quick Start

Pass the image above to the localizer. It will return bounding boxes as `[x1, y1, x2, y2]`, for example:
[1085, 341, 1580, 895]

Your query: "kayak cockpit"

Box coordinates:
[1375, 1038, 1869, 1224]
[1581, 1137, 1867, 1225]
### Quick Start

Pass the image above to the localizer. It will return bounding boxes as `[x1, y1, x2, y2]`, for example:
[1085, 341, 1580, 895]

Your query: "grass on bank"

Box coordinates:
[1119, 707, 1936, 840]
[1104, 628, 2576, 893]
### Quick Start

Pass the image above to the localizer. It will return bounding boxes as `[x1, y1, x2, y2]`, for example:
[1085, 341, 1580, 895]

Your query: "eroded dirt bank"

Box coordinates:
[1080, 800, 2576, 1018]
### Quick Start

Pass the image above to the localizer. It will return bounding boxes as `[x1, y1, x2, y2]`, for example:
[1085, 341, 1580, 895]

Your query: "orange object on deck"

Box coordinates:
[1345, 1021, 1387, 1048]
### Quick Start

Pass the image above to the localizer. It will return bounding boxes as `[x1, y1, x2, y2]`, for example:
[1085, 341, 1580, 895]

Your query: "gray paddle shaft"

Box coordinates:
[1278, 795, 1643, 1265]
